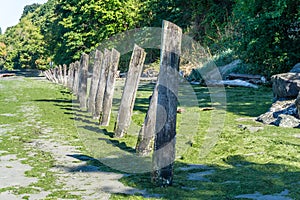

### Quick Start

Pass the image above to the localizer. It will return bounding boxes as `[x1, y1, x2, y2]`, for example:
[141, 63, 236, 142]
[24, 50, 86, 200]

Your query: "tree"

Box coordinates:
[2, 14, 47, 69]
[21, 3, 41, 18]
[0, 42, 6, 68]
[45, 0, 144, 65]
[232, 0, 300, 76]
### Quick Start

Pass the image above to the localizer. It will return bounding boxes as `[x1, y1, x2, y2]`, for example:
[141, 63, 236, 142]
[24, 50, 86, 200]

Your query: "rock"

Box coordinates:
[295, 92, 300, 118]
[207, 79, 259, 89]
[257, 111, 276, 124]
[141, 68, 158, 78]
[237, 124, 264, 133]
[256, 99, 300, 128]
[273, 114, 300, 128]
[177, 108, 185, 114]
[290, 63, 300, 73]
[272, 73, 300, 98]
[202, 59, 242, 81]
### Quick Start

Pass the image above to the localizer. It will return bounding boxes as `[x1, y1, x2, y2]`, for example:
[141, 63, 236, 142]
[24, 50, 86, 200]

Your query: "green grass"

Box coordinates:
[109, 84, 300, 199]
[0, 75, 299, 199]
[0, 77, 80, 198]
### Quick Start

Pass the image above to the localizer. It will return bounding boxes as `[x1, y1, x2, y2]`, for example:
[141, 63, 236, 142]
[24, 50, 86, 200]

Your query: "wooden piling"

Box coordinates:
[152, 20, 182, 187]
[88, 50, 103, 114]
[114, 45, 146, 138]
[100, 49, 120, 126]
[78, 53, 89, 110]
[94, 49, 111, 119]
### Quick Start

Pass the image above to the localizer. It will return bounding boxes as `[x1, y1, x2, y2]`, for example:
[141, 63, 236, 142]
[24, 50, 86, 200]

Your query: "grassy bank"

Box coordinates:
[0, 75, 299, 199]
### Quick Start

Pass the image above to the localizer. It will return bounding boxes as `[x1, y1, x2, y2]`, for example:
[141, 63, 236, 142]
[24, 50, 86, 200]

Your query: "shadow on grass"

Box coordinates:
[110, 155, 300, 199]
[190, 85, 273, 117]
[1, 69, 41, 77]
[34, 99, 73, 104]
[54, 151, 300, 199]
[35, 81, 299, 199]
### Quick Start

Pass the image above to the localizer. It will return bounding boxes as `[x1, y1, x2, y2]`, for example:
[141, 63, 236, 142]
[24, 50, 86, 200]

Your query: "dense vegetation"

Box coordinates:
[0, 0, 299, 76]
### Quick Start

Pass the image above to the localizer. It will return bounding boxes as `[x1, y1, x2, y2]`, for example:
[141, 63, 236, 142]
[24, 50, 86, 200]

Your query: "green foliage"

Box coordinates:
[21, 3, 42, 18]
[44, 0, 144, 65]
[1, 0, 298, 75]
[1, 14, 48, 70]
[0, 42, 6, 68]
[232, 0, 300, 76]
[190, 0, 235, 52]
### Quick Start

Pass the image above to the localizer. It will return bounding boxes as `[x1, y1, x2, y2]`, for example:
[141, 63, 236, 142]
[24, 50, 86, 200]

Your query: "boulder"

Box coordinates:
[203, 59, 242, 80]
[290, 63, 300, 73]
[295, 92, 300, 117]
[272, 73, 300, 98]
[273, 114, 300, 128]
[256, 99, 300, 128]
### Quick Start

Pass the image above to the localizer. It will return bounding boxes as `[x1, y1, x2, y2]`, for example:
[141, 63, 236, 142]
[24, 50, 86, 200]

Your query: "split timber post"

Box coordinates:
[88, 50, 103, 114]
[152, 20, 182, 187]
[136, 83, 158, 156]
[67, 63, 74, 90]
[63, 64, 67, 86]
[78, 53, 89, 110]
[53, 67, 59, 83]
[99, 48, 120, 126]
[44, 70, 53, 82]
[58, 65, 63, 84]
[94, 49, 111, 119]
[73, 61, 80, 95]
[114, 44, 146, 138]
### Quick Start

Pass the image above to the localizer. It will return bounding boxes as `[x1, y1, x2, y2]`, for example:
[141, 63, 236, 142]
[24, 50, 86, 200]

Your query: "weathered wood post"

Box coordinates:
[136, 83, 158, 155]
[94, 49, 111, 119]
[63, 64, 67, 86]
[100, 49, 120, 126]
[67, 63, 74, 89]
[44, 70, 52, 82]
[114, 45, 146, 138]
[53, 67, 59, 84]
[73, 61, 80, 95]
[78, 53, 89, 110]
[58, 65, 63, 84]
[88, 50, 103, 113]
[152, 21, 182, 187]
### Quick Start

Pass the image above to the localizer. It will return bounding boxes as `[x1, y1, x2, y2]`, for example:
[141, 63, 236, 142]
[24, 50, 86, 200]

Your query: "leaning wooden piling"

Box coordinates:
[88, 50, 103, 114]
[114, 45, 146, 138]
[73, 61, 80, 95]
[99, 49, 120, 126]
[152, 20, 182, 187]
[94, 49, 111, 119]
[63, 64, 67, 86]
[136, 83, 158, 156]
[67, 63, 74, 89]
[58, 65, 63, 84]
[78, 53, 89, 110]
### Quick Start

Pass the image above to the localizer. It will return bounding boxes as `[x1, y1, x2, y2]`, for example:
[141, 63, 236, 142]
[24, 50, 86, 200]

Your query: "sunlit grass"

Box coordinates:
[0, 76, 299, 199]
